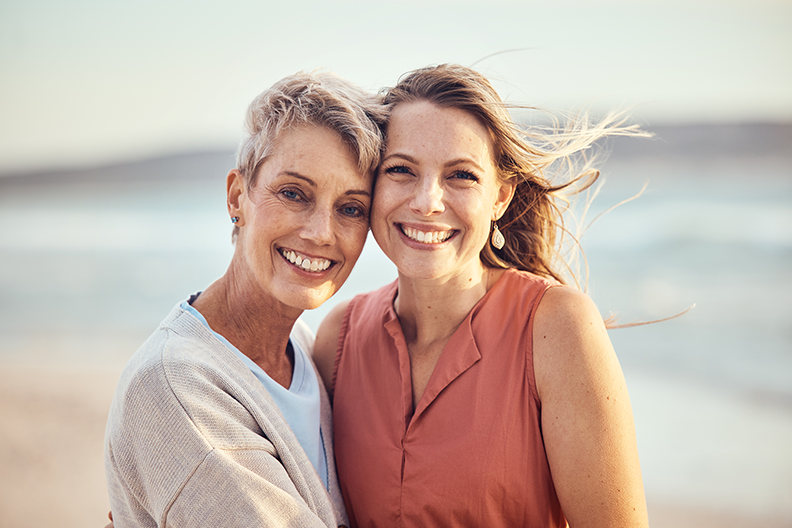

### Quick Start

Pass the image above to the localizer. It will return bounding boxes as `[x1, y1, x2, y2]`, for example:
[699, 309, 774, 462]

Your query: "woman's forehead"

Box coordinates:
[385, 102, 495, 166]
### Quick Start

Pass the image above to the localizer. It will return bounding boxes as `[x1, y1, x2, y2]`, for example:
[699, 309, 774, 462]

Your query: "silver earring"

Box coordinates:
[231, 217, 239, 224]
[491, 223, 505, 250]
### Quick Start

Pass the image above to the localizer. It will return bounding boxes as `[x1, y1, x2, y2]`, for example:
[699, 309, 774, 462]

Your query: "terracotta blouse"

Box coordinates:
[332, 269, 567, 527]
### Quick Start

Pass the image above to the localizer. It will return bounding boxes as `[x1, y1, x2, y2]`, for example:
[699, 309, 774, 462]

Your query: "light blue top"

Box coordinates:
[181, 299, 328, 488]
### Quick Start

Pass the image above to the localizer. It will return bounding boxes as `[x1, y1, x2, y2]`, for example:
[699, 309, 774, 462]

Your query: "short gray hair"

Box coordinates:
[236, 71, 387, 188]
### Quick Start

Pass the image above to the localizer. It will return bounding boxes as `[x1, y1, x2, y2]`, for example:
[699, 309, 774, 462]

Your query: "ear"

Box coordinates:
[226, 169, 246, 226]
[492, 180, 516, 221]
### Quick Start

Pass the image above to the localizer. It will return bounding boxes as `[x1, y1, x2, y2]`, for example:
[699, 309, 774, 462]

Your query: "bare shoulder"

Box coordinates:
[533, 286, 649, 527]
[534, 285, 605, 339]
[313, 299, 352, 397]
[533, 286, 613, 395]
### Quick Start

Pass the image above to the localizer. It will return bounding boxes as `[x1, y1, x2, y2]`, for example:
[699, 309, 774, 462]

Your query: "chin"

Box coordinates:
[391, 257, 448, 280]
[301, 298, 329, 311]
[293, 287, 338, 311]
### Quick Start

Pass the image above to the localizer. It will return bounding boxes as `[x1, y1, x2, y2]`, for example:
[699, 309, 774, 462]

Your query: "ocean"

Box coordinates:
[1, 124, 790, 524]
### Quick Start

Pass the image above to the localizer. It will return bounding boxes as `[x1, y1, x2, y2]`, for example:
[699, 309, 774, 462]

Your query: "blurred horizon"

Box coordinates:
[2, 120, 790, 181]
[1, 0, 790, 174]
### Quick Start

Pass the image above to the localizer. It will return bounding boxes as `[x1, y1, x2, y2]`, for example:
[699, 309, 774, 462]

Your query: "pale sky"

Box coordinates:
[0, 0, 789, 173]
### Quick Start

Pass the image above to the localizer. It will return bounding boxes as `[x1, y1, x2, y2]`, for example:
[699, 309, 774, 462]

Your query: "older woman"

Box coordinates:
[104, 72, 385, 527]
[315, 64, 650, 527]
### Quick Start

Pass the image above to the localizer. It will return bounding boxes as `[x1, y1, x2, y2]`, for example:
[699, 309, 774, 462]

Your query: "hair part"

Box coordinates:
[382, 63, 649, 288]
[232, 71, 388, 241]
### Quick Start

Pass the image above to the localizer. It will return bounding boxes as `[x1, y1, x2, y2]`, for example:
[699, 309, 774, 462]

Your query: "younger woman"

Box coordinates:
[316, 64, 649, 528]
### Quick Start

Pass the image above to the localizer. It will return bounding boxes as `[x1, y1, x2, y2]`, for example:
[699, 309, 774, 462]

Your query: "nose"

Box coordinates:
[409, 175, 445, 216]
[300, 206, 336, 246]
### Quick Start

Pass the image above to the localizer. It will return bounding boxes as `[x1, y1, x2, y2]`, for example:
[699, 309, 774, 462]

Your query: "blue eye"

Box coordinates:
[385, 165, 411, 175]
[453, 170, 478, 181]
[340, 204, 365, 217]
[281, 188, 302, 201]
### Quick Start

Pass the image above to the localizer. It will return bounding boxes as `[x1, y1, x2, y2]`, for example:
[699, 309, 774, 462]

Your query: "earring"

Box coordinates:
[491, 223, 505, 250]
[231, 217, 239, 224]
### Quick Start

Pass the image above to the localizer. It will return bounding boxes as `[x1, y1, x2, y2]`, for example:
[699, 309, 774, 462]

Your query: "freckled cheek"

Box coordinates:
[368, 215, 390, 247]
[348, 230, 368, 256]
[371, 190, 401, 229]
[368, 210, 384, 238]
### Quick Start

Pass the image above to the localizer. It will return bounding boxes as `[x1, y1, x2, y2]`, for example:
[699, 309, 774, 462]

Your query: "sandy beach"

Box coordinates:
[0, 362, 122, 528]
[1, 360, 790, 528]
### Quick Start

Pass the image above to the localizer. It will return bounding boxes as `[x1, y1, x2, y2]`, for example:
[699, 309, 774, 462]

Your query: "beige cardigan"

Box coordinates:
[104, 303, 348, 527]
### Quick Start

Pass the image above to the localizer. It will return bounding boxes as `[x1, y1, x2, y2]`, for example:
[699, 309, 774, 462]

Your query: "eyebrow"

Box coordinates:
[382, 153, 418, 165]
[382, 153, 488, 173]
[281, 171, 316, 187]
[281, 170, 371, 197]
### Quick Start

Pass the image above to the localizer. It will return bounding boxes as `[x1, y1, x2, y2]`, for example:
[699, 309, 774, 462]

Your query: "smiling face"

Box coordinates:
[229, 124, 372, 311]
[371, 101, 514, 283]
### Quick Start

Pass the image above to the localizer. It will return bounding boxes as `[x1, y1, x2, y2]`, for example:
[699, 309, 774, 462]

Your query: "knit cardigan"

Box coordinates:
[104, 302, 348, 527]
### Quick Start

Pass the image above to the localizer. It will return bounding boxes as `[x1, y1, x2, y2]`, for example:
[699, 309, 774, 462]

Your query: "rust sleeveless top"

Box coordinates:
[332, 269, 567, 527]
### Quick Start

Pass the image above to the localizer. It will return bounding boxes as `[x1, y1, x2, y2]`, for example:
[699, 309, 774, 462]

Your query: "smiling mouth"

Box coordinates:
[279, 248, 333, 272]
[400, 225, 454, 244]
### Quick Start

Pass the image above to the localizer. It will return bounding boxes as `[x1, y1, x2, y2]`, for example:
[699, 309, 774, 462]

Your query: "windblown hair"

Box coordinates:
[234, 71, 388, 240]
[382, 63, 647, 288]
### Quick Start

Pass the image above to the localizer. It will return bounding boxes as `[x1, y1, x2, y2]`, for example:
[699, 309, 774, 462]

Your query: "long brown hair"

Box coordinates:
[382, 64, 646, 287]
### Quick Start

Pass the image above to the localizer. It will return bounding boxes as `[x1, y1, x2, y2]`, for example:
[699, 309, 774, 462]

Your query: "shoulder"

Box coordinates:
[534, 285, 604, 336]
[531, 286, 650, 526]
[314, 281, 398, 395]
[532, 286, 615, 400]
[477, 269, 558, 324]
[314, 299, 353, 396]
[112, 307, 255, 427]
[108, 319, 282, 457]
[110, 324, 218, 423]
[316, 299, 352, 350]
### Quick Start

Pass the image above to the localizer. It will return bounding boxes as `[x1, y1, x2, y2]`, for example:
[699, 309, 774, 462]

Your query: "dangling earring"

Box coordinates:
[491, 223, 505, 250]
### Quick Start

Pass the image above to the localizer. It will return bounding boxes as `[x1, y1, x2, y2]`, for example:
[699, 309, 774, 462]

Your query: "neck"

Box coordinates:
[192, 256, 301, 388]
[394, 263, 505, 347]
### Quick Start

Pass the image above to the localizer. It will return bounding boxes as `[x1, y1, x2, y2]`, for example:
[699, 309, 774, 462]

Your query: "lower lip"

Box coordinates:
[396, 224, 455, 250]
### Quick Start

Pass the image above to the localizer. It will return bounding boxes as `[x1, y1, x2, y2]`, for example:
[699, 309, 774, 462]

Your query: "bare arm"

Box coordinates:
[534, 286, 649, 528]
[313, 299, 351, 398]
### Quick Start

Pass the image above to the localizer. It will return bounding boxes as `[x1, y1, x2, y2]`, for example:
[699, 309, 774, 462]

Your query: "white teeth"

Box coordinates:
[280, 249, 331, 272]
[402, 226, 452, 244]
